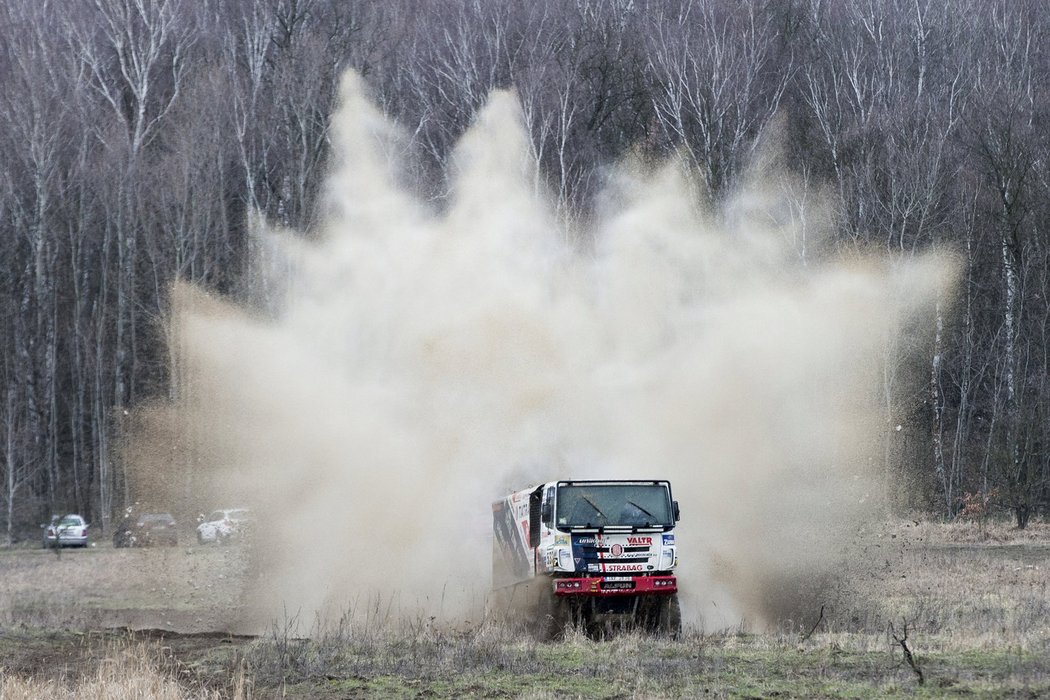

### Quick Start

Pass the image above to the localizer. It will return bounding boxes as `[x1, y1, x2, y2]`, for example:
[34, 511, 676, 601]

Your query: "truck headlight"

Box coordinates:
[558, 548, 574, 571]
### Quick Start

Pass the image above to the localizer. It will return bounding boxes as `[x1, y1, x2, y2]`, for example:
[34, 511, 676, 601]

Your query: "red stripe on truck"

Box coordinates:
[552, 575, 677, 597]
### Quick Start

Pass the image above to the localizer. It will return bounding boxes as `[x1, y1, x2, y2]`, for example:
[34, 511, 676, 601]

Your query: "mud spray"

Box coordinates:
[129, 72, 954, 634]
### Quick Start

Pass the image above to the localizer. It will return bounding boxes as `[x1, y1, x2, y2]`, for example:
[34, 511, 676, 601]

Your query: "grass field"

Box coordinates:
[0, 519, 1047, 698]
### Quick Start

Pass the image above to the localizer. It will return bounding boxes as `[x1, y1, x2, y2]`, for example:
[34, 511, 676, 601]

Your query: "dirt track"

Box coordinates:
[0, 628, 253, 687]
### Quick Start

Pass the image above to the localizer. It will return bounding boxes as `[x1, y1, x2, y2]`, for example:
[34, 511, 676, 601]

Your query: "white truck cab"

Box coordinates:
[492, 479, 681, 637]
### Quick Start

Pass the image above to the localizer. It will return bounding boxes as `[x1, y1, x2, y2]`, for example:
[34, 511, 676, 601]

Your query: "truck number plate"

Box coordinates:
[601, 581, 635, 590]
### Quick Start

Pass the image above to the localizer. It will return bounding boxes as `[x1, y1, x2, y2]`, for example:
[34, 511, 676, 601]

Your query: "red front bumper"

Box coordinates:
[553, 575, 677, 597]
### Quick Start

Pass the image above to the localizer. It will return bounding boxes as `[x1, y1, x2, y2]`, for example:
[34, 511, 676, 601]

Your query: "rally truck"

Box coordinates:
[491, 479, 681, 638]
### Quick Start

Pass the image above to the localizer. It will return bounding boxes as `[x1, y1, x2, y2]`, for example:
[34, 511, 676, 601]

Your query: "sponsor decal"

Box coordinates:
[603, 563, 645, 572]
[610, 543, 623, 556]
[663, 534, 675, 544]
[574, 536, 595, 545]
[587, 564, 599, 572]
[626, 536, 652, 546]
[554, 535, 569, 545]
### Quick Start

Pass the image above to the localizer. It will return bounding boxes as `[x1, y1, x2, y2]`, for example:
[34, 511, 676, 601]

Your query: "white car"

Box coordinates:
[196, 508, 253, 544]
[42, 514, 90, 548]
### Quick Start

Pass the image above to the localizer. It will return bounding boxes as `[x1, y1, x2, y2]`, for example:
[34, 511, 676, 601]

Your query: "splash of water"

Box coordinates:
[141, 71, 953, 632]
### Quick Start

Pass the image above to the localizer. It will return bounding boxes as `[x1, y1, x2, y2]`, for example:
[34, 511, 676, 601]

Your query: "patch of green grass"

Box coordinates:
[3, 626, 1049, 698]
[241, 629, 1050, 699]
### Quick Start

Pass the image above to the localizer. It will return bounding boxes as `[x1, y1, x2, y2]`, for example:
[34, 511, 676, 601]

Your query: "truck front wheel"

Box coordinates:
[536, 593, 573, 641]
[655, 594, 682, 638]
[639, 594, 681, 637]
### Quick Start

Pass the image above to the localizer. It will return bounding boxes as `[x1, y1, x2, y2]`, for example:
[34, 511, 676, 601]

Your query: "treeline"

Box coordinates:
[2, 0, 1048, 540]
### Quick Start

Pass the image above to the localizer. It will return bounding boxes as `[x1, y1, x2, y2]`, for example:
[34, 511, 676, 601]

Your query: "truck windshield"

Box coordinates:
[555, 484, 673, 529]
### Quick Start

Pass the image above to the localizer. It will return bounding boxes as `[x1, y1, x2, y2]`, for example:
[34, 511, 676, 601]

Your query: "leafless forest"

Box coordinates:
[2, 0, 1049, 540]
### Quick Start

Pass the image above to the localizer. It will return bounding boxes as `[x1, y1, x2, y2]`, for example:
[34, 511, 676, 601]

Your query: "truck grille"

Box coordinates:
[574, 544, 651, 565]
[594, 546, 649, 553]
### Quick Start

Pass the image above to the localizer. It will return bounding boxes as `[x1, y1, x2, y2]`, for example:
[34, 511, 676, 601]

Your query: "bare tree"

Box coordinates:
[963, 2, 1047, 527]
[40, 0, 196, 531]
[2, 0, 1050, 534]
[648, 0, 792, 198]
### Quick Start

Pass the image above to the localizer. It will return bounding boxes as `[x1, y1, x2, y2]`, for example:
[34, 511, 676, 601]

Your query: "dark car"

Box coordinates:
[113, 513, 179, 547]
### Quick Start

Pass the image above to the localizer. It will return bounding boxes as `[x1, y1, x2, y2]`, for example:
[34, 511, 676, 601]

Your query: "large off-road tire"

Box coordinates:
[636, 594, 681, 637]
[656, 594, 682, 638]
[534, 592, 570, 641]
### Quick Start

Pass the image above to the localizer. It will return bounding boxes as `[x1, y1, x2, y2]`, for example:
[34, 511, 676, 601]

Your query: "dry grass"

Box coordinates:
[1, 518, 1048, 697]
[241, 610, 1050, 698]
[0, 541, 248, 632]
[906, 517, 1050, 545]
[233, 518, 1050, 696]
[0, 638, 250, 700]
[825, 518, 1050, 651]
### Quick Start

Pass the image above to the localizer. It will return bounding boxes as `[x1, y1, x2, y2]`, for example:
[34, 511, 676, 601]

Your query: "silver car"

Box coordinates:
[42, 514, 90, 548]
[196, 508, 253, 544]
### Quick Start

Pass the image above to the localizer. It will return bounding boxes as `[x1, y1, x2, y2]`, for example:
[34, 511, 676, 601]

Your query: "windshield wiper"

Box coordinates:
[571, 496, 608, 528]
[582, 496, 606, 519]
[625, 499, 655, 519]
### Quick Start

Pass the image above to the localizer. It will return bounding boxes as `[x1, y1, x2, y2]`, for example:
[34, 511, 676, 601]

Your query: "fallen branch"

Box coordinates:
[800, 604, 825, 642]
[890, 620, 924, 686]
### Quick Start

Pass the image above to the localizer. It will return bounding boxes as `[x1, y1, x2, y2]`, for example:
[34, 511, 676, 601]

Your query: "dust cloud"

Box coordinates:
[140, 71, 954, 633]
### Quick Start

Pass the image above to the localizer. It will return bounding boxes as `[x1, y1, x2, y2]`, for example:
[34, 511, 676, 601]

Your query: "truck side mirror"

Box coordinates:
[528, 486, 544, 547]
[672, 500, 680, 522]
[540, 502, 552, 524]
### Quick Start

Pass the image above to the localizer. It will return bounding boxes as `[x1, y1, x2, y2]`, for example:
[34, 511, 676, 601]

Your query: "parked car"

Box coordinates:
[196, 508, 253, 545]
[42, 514, 89, 548]
[113, 512, 179, 547]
